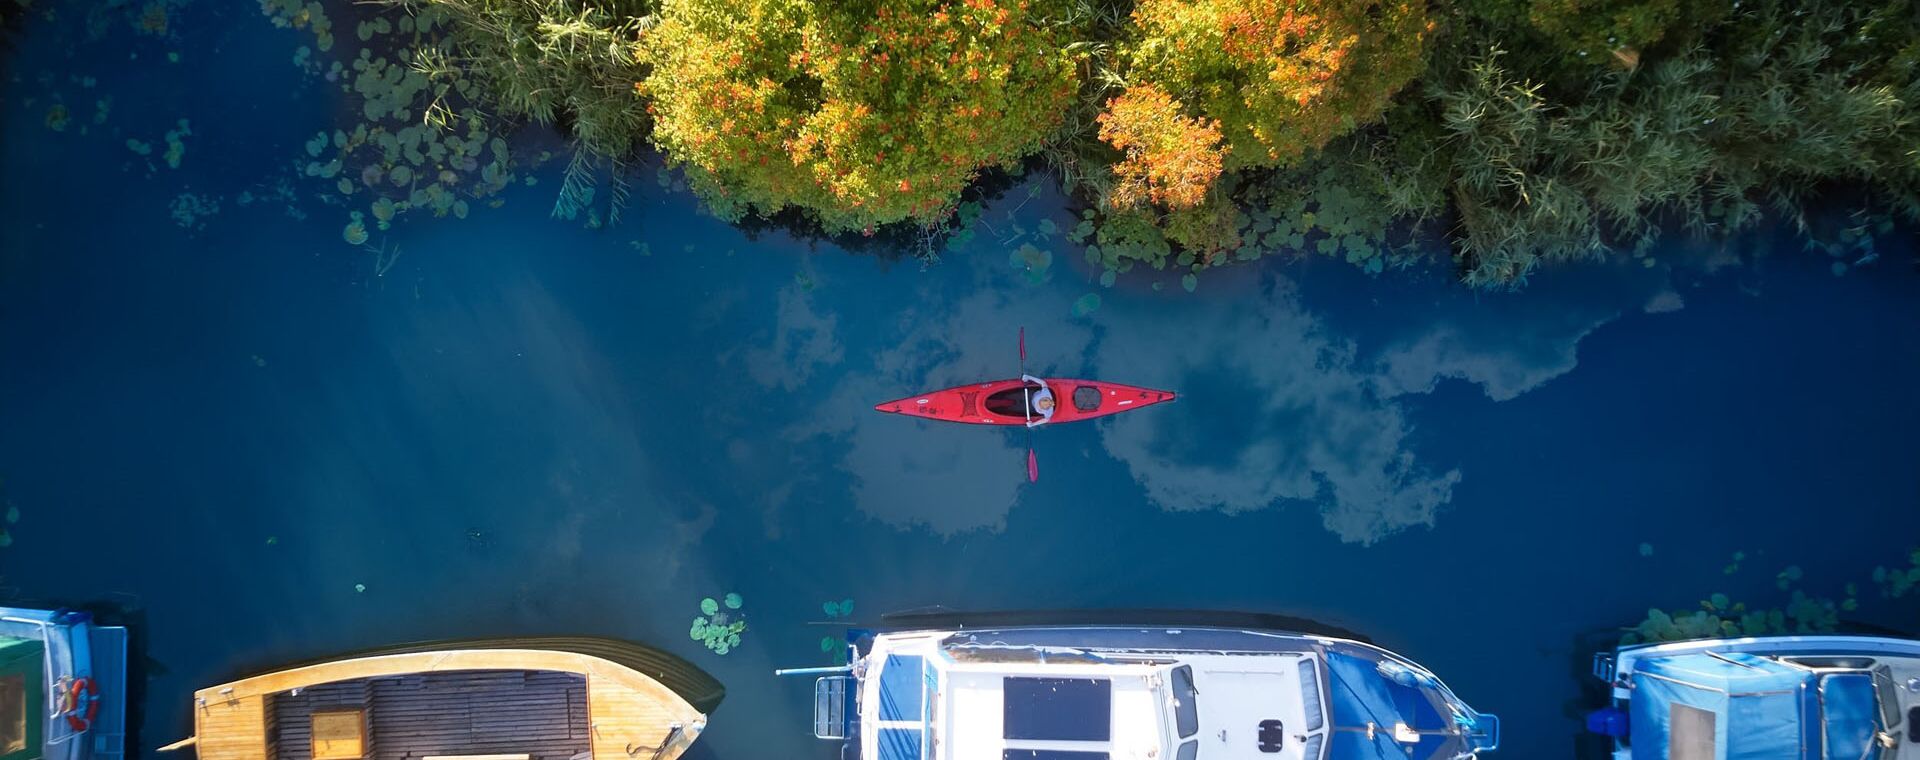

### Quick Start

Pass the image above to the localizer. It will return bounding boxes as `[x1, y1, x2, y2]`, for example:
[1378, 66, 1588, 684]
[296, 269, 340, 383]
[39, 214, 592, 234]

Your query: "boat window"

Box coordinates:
[1670, 703, 1716, 760]
[1871, 666, 1900, 732]
[1175, 740, 1198, 760]
[1004, 677, 1111, 742]
[1, 673, 23, 755]
[878, 727, 923, 760]
[878, 655, 925, 721]
[1170, 665, 1198, 739]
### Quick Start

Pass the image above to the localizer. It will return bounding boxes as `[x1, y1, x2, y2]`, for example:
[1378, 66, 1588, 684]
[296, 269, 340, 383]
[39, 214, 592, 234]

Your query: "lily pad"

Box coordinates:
[820, 637, 836, 652]
[4, 505, 17, 524]
[723, 592, 743, 610]
[700, 597, 719, 616]
[1071, 293, 1102, 317]
[1181, 273, 1198, 293]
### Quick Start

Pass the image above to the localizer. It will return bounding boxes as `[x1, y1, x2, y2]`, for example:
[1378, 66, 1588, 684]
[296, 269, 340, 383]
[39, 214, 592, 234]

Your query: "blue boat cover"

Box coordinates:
[1324, 652, 1461, 759]
[1820, 674, 1877, 760]
[1629, 652, 1814, 760]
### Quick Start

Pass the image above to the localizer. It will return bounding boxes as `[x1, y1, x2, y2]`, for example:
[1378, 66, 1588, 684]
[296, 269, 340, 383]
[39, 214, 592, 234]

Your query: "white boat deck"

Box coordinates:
[864, 633, 1330, 760]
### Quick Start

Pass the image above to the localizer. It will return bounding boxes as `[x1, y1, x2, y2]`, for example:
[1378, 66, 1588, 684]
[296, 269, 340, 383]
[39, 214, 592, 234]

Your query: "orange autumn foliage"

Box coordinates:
[1097, 84, 1227, 210]
[1122, 0, 1432, 168]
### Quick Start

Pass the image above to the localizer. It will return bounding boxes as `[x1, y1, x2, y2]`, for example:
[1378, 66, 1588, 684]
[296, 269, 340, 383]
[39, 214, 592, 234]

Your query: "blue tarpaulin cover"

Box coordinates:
[1325, 652, 1458, 759]
[1629, 652, 1814, 760]
[1820, 673, 1877, 760]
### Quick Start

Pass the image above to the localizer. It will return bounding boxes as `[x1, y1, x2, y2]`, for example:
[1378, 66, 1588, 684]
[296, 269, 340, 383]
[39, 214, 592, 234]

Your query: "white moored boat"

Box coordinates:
[781, 619, 1499, 760]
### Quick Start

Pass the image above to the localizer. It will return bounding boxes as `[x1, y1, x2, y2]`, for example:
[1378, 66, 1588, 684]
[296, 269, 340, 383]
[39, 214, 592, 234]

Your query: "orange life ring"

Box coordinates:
[64, 677, 97, 732]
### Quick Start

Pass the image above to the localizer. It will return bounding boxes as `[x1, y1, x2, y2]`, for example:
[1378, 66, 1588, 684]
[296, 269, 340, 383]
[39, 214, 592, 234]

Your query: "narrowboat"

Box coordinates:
[1587, 634, 1920, 759]
[780, 618, 1500, 760]
[0, 607, 130, 760]
[162, 637, 722, 760]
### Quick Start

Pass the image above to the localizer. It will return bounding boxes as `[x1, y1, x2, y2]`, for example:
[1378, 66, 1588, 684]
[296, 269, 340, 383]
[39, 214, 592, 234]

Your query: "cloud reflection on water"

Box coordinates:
[759, 236, 1676, 543]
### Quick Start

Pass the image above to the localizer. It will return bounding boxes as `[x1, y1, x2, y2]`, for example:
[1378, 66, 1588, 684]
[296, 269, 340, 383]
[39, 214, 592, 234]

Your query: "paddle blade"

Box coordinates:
[1018, 327, 1026, 361]
[1026, 449, 1038, 482]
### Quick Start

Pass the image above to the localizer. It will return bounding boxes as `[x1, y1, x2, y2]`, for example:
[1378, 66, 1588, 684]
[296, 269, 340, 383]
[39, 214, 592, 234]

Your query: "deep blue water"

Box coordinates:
[4, 4, 1920, 759]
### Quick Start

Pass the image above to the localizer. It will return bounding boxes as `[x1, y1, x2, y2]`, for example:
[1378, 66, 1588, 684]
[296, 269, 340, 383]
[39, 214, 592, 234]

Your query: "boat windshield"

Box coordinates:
[1170, 665, 1198, 739]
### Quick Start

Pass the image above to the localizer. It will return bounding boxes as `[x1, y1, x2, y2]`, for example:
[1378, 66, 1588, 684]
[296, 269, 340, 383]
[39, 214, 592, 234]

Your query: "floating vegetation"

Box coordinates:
[1071, 293, 1102, 317]
[261, 2, 556, 244]
[342, 212, 370, 246]
[92, 97, 111, 126]
[821, 598, 854, 618]
[168, 192, 219, 231]
[691, 593, 747, 655]
[126, 139, 152, 156]
[1614, 550, 1920, 645]
[354, 583, 366, 593]
[1638, 542, 1654, 557]
[1010, 243, 1053, 284]
[44, 104, 69, 132]
[162, 119, 191, 169]
[1872, 550, 1920, 598]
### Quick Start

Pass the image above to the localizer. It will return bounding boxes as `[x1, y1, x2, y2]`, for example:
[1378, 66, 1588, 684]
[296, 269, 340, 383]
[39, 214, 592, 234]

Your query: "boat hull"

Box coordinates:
[874, 378, 1174, 425]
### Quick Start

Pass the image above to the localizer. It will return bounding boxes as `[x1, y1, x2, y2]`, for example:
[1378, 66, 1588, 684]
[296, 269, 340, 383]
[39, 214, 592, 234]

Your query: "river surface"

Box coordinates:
[4, 4, 1919, 759]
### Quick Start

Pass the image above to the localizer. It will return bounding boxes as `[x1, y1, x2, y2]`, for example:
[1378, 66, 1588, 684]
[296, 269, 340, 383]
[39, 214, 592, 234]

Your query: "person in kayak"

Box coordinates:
[1022, 374, 1055, 428]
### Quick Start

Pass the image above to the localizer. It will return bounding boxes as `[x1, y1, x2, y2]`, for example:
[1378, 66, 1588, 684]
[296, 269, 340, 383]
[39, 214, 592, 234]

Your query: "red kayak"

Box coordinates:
[874, 378, 1175, 426]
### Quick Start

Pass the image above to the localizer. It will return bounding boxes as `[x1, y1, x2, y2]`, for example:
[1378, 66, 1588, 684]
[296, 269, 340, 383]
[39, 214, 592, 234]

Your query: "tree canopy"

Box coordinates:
[638, 0, 1082, 232]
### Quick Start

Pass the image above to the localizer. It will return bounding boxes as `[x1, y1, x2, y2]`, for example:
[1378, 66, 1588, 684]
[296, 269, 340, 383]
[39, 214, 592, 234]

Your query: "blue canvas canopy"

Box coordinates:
[1324, 651, 1481, 759]
[1629, 652, 1816, 760]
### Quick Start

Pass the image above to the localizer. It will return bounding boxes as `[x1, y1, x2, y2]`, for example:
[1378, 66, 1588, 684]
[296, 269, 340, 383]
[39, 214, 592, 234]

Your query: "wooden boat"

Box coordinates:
[162, 637, 722, 760]
[0, 607, 130, 760]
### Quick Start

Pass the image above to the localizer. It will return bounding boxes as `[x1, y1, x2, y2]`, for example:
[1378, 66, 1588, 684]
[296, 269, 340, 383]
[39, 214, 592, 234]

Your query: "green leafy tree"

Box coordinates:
[638, 0, 1082, 232]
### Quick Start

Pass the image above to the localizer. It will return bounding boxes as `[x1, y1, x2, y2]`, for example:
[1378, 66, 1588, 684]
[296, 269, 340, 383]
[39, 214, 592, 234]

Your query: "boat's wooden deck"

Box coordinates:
[179, 649, 706, 760]
[268, 670, 589, 760]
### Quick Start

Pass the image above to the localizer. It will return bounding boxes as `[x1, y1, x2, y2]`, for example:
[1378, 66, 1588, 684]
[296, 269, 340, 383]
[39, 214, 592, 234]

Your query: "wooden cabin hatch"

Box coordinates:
[266, 670, 590, 760]
[309, 710, 366, 760]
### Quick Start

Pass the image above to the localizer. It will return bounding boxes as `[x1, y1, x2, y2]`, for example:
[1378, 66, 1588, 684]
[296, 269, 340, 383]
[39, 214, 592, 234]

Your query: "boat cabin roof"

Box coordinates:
[863, 633, 1330, 760]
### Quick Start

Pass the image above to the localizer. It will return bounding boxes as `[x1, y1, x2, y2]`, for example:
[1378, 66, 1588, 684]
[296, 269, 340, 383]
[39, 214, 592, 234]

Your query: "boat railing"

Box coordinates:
[774, 665, 856, 741]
